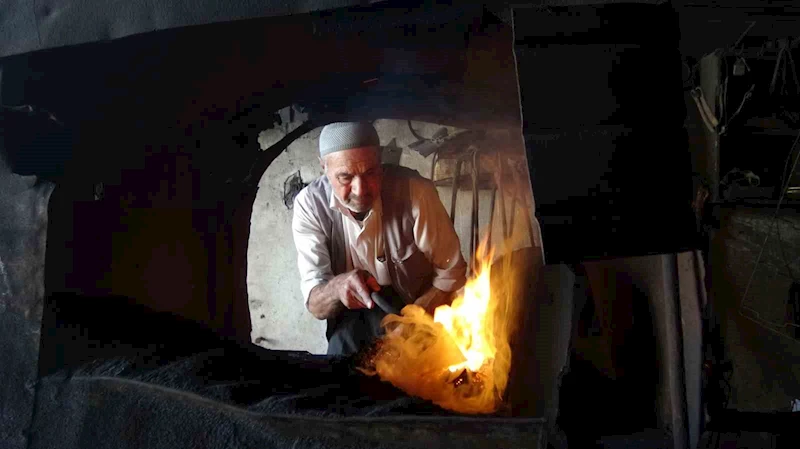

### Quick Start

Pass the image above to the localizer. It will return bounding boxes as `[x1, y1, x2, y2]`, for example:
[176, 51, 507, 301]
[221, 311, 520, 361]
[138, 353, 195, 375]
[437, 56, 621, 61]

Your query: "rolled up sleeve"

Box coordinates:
[410, 178, 467, 293]
[291, 189, 334, 306]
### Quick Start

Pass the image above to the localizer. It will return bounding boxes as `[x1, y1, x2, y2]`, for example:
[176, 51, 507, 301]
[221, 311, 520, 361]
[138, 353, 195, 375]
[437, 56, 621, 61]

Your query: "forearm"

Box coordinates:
[306, 282, 343, 320]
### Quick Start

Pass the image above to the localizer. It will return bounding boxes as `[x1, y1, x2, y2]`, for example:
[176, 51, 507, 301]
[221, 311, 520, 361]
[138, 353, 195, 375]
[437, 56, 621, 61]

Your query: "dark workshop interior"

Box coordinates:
[2, 1, 800, 448]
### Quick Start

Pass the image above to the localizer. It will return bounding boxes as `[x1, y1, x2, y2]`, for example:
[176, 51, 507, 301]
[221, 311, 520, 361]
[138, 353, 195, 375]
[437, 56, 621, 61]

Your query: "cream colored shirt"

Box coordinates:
[336, 192, 393, 287]
[292, 174, 466, 304]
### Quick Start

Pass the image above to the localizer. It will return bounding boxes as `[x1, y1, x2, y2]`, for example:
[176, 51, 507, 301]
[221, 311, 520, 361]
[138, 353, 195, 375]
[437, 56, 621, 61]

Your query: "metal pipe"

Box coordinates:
[507, 190, 517, 238]
[524, 195, 536, 248]
[429, 150, 438, 181]
[508, 160, 537, 248]
[470, 149, 480, 272]
[449, 159, 462, 225]
[488, 187, 497, 250]
[496, 154, 508, 240]
[666, 253, 691, 449]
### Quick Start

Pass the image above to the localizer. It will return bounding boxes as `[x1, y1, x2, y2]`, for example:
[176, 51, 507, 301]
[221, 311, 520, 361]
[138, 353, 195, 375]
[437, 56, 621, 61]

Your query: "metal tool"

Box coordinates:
[371, 291, 400, 315]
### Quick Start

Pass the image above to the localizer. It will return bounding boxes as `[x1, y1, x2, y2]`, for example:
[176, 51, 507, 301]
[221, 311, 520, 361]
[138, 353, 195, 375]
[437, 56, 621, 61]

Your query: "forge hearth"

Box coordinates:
[2, 2, 702, 449]
[31, 292, 547, 449]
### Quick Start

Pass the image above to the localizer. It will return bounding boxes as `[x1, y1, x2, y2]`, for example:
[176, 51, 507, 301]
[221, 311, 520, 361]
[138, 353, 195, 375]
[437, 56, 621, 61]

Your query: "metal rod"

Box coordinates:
[470, 149, 480, 272]
[509, 160, 536, 248]
[518, 181, 537, 248]
[667, 254, 691, 449]
[488, 187, 497, 250]
[429, 150, 438, 181]
[525, 198, 536, 248]
[507, 190, 518, 238]
[496, 153, 508, 239]
[449, 159, 462, 225]
[787, 49, 800, 95]
[770, 41, 786, 95]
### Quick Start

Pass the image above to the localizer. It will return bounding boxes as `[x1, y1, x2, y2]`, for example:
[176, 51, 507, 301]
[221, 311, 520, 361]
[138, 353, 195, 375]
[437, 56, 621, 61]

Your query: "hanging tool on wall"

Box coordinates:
[407, 120, 450, 158]
[429, 138, 539, 275]
[469, 147, 481, 272]
[691, 87, 720, 133]
[435, 147, 481, 274]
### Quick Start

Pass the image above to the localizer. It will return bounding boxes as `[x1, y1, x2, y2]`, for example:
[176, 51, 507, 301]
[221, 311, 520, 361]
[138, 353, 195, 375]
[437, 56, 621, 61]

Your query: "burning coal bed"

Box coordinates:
[359, 243, 513, 414]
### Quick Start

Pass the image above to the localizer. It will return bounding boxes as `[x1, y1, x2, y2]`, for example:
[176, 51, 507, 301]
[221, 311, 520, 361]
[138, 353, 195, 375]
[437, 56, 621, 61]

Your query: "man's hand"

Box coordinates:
[414, 287, 453, 316]
[307, 270, 381, 320]
[332, 269, 380, 310]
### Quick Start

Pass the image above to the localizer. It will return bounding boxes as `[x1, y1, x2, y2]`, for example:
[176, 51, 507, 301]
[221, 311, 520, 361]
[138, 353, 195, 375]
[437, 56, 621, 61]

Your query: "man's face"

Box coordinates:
[323, 146, 383, 214]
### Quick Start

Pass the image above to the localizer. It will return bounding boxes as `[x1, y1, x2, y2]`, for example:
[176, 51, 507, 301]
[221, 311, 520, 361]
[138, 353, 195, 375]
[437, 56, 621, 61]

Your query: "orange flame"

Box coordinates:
[360, 240, 514, 414]
[434, 246, 496, 374]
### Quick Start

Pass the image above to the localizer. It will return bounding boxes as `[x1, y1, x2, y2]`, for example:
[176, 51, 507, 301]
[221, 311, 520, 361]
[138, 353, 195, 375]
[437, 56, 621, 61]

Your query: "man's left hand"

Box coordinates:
[414, 287, 453, 316]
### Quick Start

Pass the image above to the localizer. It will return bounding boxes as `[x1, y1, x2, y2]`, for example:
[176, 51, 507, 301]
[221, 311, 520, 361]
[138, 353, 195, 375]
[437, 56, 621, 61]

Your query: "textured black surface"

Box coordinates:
[31, 294, 545, 449]
[0, 130, 54, 448]
[37, 292, 459, 416]
[0, 0, 369, 59]
[514, 3, 697, 263]
[0, 0, 674, 59]
[0, 105, 73, 180]
[29, 376, 544, 449]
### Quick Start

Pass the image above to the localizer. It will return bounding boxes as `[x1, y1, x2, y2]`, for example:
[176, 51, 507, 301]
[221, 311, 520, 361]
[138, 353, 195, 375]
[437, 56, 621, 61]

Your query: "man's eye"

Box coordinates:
[339, 176, 352, 184]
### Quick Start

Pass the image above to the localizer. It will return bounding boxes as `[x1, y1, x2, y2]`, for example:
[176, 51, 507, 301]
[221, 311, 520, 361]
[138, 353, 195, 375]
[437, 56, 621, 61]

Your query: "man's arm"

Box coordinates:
[410, 178, 467, 311]
[414, 286, 455, 315]
[292, 191, 377, 320]
[306, 271, 379, 320]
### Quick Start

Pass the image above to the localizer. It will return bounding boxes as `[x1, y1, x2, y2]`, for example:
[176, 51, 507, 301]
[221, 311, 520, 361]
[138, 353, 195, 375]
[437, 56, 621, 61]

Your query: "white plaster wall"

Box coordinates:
[247, 109, 539, 353]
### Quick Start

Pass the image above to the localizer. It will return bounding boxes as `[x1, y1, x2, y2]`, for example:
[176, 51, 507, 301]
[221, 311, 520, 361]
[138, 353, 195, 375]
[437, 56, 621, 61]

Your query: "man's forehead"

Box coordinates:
[325, 147, 380, 171]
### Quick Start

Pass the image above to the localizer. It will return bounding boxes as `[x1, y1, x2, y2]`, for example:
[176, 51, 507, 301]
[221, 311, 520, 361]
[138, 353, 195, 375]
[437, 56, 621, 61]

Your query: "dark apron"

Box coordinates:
[326, 286, 406, 356]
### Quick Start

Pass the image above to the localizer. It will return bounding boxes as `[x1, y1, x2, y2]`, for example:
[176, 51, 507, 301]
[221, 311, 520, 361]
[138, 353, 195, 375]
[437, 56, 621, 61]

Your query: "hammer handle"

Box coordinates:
[371, 292, 400, 315]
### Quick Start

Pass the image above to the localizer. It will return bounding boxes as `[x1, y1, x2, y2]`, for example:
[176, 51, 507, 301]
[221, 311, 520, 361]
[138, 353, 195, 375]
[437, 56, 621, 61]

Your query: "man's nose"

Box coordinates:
[351, 176, 362, 195]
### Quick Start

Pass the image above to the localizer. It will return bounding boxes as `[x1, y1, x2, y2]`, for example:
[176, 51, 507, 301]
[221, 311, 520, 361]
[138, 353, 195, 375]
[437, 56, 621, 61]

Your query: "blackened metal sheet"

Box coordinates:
[0, 0, 40, 58]
[31, 292, 546, 448]
[0, 0, 671, 60]
[0, 138, 54, 448]
[0, 0, 367, 58]
[514, 3, 697, 263]
[29, 376, 545, 449]
[32, 294, 545, 449]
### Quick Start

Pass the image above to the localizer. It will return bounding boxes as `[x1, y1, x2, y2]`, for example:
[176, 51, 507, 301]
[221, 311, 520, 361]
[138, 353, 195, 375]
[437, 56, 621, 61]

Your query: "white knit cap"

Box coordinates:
[319, 122, 380, 157]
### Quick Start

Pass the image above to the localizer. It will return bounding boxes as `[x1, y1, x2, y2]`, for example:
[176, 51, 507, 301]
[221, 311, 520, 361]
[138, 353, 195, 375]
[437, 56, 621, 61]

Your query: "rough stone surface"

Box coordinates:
[0, 147, 54, 449]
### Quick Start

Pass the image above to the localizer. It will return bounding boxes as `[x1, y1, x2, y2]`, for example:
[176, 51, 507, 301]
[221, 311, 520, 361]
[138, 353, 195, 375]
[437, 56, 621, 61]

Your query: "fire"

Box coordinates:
[359, 241, 514, 414]
[434, 251, 496, 374]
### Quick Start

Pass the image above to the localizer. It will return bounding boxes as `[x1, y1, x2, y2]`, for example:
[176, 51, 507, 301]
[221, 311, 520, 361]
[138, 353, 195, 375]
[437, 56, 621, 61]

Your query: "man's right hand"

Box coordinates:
[331, 269, 379, 310]
[306, 270, 381, 320]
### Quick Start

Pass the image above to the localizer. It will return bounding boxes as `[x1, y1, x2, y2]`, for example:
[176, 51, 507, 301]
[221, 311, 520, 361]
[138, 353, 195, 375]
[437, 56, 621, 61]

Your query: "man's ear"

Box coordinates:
[319, 156, 325, 172]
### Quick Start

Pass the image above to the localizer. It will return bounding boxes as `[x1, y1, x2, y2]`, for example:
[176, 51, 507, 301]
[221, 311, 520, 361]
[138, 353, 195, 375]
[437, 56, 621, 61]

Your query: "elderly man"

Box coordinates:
[292, 122, 467, 355]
